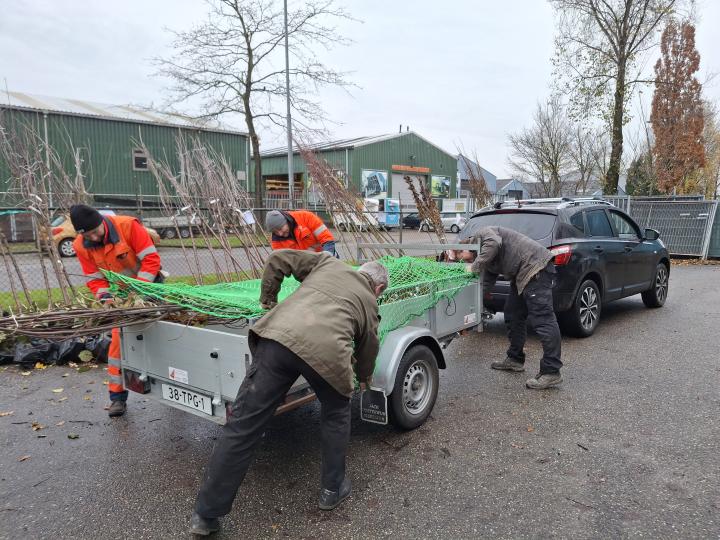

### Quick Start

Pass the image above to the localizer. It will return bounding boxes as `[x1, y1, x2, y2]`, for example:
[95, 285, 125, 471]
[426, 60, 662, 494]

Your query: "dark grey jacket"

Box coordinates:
[464, 226, 553, 293]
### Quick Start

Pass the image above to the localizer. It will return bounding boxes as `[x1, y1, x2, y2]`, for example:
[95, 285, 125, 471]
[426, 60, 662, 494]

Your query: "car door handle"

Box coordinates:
[593, 246, 604, 253]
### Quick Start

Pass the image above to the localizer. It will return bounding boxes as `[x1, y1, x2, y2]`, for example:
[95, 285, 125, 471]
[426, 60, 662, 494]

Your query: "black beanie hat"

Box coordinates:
[70, 205, 103, 233]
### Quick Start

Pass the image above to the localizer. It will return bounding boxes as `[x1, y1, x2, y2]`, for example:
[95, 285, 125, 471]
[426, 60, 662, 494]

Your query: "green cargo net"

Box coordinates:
[104, 256, 476, 342]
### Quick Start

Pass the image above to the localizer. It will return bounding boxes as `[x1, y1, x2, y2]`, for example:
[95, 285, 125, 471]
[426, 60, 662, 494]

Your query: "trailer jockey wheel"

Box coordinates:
[389, 344, 439, 430]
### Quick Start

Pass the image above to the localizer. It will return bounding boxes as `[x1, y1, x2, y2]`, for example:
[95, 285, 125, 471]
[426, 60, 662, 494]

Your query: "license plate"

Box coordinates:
[360, 388, 388, 425]
[161, 383, 213, 415]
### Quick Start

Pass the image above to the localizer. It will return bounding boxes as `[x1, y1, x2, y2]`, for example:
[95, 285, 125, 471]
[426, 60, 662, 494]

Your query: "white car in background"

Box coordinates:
[420, 213, 467, 234]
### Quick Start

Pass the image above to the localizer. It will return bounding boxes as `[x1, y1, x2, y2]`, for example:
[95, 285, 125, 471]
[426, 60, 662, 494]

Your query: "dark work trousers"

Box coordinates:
[195, 337, 351, 519]
[503, 264, 563, 374]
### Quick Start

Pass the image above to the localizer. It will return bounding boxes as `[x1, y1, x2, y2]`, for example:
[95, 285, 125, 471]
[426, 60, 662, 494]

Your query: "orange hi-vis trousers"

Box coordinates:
[108, 328, 127, 401]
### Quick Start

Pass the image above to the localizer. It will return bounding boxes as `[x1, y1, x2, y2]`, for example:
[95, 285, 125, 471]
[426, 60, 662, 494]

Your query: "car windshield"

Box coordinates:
[463, 212, 556, 241]
[50, 216, 66, 227]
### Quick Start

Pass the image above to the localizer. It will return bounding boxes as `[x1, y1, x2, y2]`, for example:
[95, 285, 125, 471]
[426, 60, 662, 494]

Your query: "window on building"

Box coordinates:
[133, 148, 148, 171]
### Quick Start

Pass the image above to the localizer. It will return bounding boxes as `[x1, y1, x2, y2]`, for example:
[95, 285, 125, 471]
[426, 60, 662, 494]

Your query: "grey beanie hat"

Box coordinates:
[265, 210, 288, 231]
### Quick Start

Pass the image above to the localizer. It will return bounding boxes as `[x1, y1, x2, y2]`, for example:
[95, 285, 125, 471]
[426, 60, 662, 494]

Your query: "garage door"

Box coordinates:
[392, 174, 425, 211]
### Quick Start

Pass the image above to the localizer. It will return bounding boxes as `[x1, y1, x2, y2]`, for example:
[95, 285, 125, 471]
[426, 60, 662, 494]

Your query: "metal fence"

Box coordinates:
[605, 197, 719, 258]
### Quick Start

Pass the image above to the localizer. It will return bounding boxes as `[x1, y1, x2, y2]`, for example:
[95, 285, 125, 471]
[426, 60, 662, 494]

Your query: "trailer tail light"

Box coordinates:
[550, 245, 572, 266]
[123, 369, 150, 394]
[51, 227, 64, 235]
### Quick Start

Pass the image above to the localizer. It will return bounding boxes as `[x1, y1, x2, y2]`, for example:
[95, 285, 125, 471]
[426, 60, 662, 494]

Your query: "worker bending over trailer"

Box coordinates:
[448, 226, 563, 390]
[71, 205, 163, 417]
[265, 209, 338, 256]
[190, 250, 387, 536]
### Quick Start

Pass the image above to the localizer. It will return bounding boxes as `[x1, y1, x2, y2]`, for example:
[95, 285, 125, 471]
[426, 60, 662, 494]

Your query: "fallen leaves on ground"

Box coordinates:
[67, 433, 79, 440]
[102, 380, 109, 386]
[18, 455, 31, 462]
[77, 365, 92, 373]
[31, 421, 45, 431]
[58, 397, 68, 402]
[68, 362, 78, 368]
[56, 421, 65, 426]
[20, 371, 31, 376]
[35, 362, 47, 370]
[62, 373, 69, 378]
[51, 388, 64, 394]
[83, 395, 91, 401]
[527, 425, 535, 432]
[0, 411, 14, 417]
[511, 442, 525, 449]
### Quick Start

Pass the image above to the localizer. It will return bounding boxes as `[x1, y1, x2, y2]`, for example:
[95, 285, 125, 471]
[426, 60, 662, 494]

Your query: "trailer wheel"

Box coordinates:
[389, 344, 439, 430]
[163, 228, 177, 240]
[180, 228, 191, 239]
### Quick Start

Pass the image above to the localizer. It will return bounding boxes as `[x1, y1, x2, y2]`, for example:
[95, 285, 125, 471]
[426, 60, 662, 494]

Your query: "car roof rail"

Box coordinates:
[493, 197, 612, 209]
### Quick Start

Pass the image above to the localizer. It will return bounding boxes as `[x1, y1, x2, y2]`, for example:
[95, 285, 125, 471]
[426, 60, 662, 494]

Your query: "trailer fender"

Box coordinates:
[371, 327, 445, 396]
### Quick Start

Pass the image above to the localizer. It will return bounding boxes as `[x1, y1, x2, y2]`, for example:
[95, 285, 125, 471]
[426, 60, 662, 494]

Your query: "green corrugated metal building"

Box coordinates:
[0, 92, 249, 205]
[260, 132, 457, 208]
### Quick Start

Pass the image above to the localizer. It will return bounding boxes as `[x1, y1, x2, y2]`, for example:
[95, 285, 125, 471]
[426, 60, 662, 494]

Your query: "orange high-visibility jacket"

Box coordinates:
[74, 215, 161, 299]
[270, 210, 335, 252]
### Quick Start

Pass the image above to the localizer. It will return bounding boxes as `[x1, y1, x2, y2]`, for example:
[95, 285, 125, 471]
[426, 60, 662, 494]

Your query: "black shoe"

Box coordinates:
[190, 512, 220, 536]
[108, 400, 127, 417]
[491, 357, 525, 372]
[318, 477, 352, 511]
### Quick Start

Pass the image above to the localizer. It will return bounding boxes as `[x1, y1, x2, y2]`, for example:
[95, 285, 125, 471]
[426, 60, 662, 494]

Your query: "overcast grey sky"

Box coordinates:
[1, 0, 719, 177]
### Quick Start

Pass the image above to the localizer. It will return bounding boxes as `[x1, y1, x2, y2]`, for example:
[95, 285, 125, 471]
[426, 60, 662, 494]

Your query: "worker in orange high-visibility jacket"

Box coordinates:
[265, 209, 338, 256]
[70, 205, 163, 418]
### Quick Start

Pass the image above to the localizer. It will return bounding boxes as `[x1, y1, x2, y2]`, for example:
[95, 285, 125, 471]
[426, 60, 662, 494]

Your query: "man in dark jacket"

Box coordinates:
[190, 250, 388, 536]
[456, 226, 563, 390]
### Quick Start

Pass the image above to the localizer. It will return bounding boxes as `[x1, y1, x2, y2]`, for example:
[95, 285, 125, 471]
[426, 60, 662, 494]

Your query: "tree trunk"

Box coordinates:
[606, 64, 626, 194]
[244, 98, 263, 210]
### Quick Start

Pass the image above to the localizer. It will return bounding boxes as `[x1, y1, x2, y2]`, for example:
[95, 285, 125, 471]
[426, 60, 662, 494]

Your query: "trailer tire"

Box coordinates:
[389, 344, 439, 430]
[163, 228, 177, 240]
[180, 228, 191, 239]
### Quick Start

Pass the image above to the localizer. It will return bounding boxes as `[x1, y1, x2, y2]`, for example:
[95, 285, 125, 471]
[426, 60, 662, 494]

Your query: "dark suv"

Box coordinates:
[460, 198, 670, 337]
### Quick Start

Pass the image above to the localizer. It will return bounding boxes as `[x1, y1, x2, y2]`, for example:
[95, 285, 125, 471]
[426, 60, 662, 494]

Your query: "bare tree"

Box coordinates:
[569, 124, 596, 195]
[550, 0, 681, 194]
[508, 99, 573, 197]
[156, 0, 354, 209]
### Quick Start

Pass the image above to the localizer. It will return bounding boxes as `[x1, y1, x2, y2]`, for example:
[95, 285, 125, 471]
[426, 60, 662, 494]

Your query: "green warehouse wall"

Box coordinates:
[259, 132, 457, 201]
[0, 109, 248, 203]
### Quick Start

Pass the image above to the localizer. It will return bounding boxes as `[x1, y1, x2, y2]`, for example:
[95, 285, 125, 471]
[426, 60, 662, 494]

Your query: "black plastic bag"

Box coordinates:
[85, 334, 111, 364]
[56, 339, 86, 365]
[13, 340, 58, 368]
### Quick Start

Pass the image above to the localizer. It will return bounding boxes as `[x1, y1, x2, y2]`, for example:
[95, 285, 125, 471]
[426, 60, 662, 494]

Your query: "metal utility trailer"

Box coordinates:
[120, 242, 482, 430]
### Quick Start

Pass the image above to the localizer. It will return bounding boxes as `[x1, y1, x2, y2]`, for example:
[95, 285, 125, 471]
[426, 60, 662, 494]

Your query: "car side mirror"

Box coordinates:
[644, 228, 660, 241]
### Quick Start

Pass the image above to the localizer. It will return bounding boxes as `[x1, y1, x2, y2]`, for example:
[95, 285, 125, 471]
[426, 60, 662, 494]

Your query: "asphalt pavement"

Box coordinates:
[1, 264, 718, 539]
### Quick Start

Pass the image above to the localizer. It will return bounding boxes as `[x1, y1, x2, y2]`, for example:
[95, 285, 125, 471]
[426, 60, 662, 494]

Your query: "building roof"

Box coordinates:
[496, 178, 527, 194]
[0, 91, 247, 136]
[261, 131, 455, 158]
[457, 154, 497, 193]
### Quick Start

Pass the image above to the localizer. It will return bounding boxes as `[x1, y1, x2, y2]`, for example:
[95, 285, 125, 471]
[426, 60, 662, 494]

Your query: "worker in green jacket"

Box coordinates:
[190, 250, 388, 536]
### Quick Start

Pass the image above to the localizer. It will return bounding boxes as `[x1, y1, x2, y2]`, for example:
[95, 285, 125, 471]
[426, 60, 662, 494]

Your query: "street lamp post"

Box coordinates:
[284, 0, 294, 209]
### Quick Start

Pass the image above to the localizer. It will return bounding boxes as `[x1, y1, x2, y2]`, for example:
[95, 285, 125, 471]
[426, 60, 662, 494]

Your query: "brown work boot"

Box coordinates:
[526, 373, 562, 389]
[108, 400, 127, 417]
[491, 357, 525, 372]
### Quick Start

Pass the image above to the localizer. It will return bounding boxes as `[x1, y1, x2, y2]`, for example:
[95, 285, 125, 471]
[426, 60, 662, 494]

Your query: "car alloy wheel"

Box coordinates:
[655, 265, 668, 304]
[579, 284, 599, 331]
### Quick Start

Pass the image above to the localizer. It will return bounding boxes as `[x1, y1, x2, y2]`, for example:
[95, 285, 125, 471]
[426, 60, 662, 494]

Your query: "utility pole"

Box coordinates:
[284, 0, 294, 208]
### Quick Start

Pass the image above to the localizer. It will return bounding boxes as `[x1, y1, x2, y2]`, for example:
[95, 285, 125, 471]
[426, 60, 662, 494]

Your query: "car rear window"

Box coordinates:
[50, 216, 66, 227]
[464, 212, 556, 241]
[586, 210, 613, 237]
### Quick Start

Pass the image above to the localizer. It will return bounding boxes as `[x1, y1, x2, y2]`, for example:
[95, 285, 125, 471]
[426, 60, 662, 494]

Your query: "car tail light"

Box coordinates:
[550, 245, 572, 266]
[51, 227, 64, 235]
[123, 369, 150, 394]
